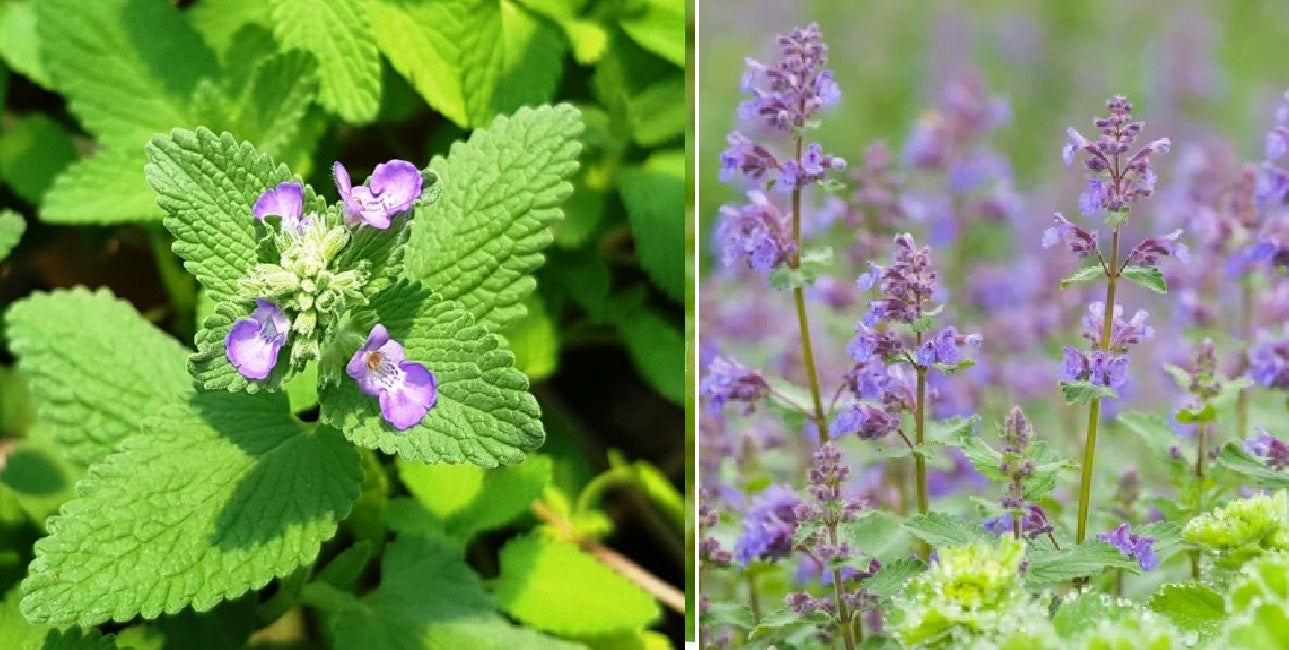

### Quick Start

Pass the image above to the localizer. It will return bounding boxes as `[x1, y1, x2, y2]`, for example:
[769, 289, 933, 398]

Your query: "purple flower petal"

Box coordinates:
[378, 361, 438, 430]
[225, 299, 289, 380]
[253, 182, 304, 224]
[346, 324, 437, 430]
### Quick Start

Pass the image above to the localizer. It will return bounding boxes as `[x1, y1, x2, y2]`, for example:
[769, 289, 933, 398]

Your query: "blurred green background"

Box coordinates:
[698, 0, 1289, 251]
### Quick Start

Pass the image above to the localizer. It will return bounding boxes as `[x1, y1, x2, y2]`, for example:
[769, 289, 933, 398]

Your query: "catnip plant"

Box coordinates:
[700, 13, 1289, 650]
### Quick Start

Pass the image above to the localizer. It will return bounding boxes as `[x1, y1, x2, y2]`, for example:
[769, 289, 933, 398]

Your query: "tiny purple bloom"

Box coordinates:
[346, 324, 438, 430]
[1245, 428, 1289, 470]
[253, 182, 308, 232]
[333, 160, 423, 229]
[733, 484, 802, 565]
[1098, 523, 1158, 571]
[226, 299, 289, 380]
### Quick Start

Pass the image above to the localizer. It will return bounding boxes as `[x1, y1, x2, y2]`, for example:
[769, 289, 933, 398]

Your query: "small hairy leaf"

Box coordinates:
[305, 534, 583, 649]
[0, 210, 24, 262]
[406, 104, 583, 331]
[269, 0, 379, 123]
[20, 390, 361, 626]
[493, 532, 660, 635]
[865, 557, 926, 598]
[1059, 264, 1103, 289]
[841, 510, 909, 562]
[395, 455, 551, 538]
[146, 128, 296, 305]
[320, 282, 544, 466]
[1060, 379, 1119, 405]
[902, 513, 991, 549]
[1025, 541, 1140, 586]
[1118, 410, 1177, 457]
[1150, 583, 1225, 638]
[5, 288, 192, 466]
[38, 148, 163, 224]
[1120, 264, 1168, 294]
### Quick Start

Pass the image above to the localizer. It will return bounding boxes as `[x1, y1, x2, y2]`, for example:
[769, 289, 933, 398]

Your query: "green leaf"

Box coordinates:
[0, 438, 77, 524]
[0, 211, 23, 263]
[1060, 380, 1119, 405]
[395, 455, 551, 538]
[0, 113, 77, 205]
[842, 510, 908, 562]
[188, 0, 272, 63]
[20, 390, 362, 626]
[619, 150, 684, 302]
[700, 602, 755, 631]
[1052, 591, 1135, 640]
[269, 0, 379, 123]
[1117, 411, 1177, 456]
[146, 128, 297, 306]
[35, 0, 217, 145]
[38, 147, 165, 224]
[1216, 443, 1289, 489]
[1024, 541, 1140, 586]
[616, 0, 685, 67]
[1059, 264, 1103, 289]
[502, 296, 559, 381]
[865, 557, 926, 598]
[902, 513, 991, 549]
[1138, 521, 1185, 565]
[1175, 402, 1216, 424]
[405, 104, 583, 331]
[0, 2, 52, 88]
[212, 49, 320, 158]
[319, 282, 544, 466]
[369, 0, 565, 128]
[1149, 583, 1225, 638]
[607, 286, 684, 404]
[494, 532, 660, 635]
[1120, 265, 1167, 294]
[958, 436, 1005, 482]
[5, 288, 193, 466]
[315, 541, 374, 593]
[624, 74, 685, 146]
[305, 534, 584, 650]
[927, 415, 980, 444]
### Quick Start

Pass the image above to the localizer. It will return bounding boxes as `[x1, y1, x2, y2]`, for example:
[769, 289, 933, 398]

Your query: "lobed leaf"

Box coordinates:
[405, 104, 583, 331]
[319, 282, 544, 466]
[4, 288, 192, 466]
[20, 390, 362, 626]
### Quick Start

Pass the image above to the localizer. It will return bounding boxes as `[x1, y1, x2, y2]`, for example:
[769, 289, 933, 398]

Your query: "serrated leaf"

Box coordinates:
[1059, 264, 1103, 289]
[1120, 264, 1167, 294]
[866, 557, 926, 598]
[396, 455, 551, 538]
[369, 0, 565, 128]
[214, 49, 320, 158]
[35, 0, 216, 145]
[0, 211, 24, 262]
[1216, 443, 1289, 489]
[700, 602, 755, 631]
[1024, 541, 1140, 586]
[20, 390, 362, 626]
[619, 150, 684, 302]
[927, 415, 979, 444]
[616, 0, 685, 67]
[305, 534, 584, 650]
[5, 288, 193, 466]
[1060, 379, 1118, 405]
[319, 282, 544, 466]
[405, 104, 583, 331]
[188, 0, 273, 62]
[269, 0, 379, 123]
[0, 2, 52, 88]
[494, 532, 660, 635]
[39, 148, 163, 224]
[0, 113, 77, 205]
[903, 513, 991, 549]
[1138, 521, 1184, 564]
[146, 128, 296, 305]
[1149, 583, 1224, 638]
[31, 629, 125, 650]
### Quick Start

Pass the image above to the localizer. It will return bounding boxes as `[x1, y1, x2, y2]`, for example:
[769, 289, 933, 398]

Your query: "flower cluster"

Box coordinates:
[699, 488, 733, 568]
[224, 161, 436, 430]
[998, 406, 1035, 513]
[699, 355, 772, 417]
[1249, 328, 1289, 390]
[737, 22, 840, 132]
[732, 484, 802, 565]
[1061, 94, 1171, 218]
[1245, 429, 1289, 470]
[1098, 523, 1159, 571]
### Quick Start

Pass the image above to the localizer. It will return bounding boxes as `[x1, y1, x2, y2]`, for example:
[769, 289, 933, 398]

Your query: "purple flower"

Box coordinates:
[1098, 523, 1159, 571]
[983, 504, 1053, 540]
[1124, 230, 1190, 267]
[333, 160, 423, 229]
[716, 191, 790, 274]
[733, 484, 802, 565]
[860, 233, 939, 325]
[1060, 346, 1129, 391]
[847, 323, 904, 363]
[915, 327, 981, 366]
[225, 299, 289, 380]
[1250, 333, 1289, 390]
[776, 143, 846, 193]
[1245, 428, 1289, 470]
[700, 356, 771, 417]
[346, 324, 438, 430]
[1062, 95, 1170, 217]
[253, 182, 309, 232]
[830, 402, 899, 440]
[719, 131, 780, 183]
[737, 23, 839, 132]
[1042, 213, 1100, 259]
[1081, 303, 1155, 352]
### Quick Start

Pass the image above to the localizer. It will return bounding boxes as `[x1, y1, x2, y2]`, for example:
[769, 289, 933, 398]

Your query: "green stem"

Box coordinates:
[1236, 277, 1253, 440]
[747, 573, 762, 624]
[789, 137, 828, 439]
[1192, 423, 1208, 580]
[827, 523, 856, 650]
[1075, 227, 1120, 545]
[914, 331, 930, 560]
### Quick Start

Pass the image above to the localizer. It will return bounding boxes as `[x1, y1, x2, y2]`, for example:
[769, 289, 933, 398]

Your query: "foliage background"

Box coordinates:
[0, 0, 688, 647]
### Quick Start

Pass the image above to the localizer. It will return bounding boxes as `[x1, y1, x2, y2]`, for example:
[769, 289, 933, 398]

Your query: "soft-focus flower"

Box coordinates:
[226, 299, 289, 380]
[1041, 212, 1100, 259]
[1098, 523, 1159, 570]
[983, 504, 1052, 540]
[333, 160, 423, 229]
[715, 191, 791, 274]
[859, 233, 938, 325]
[700, 356, 771, 417]
[1124, 230, 1190, 267]
[1250, 332, 1289, 390]
[346, 324, 438, 430]
[1245, 428, 1289, 470]
[1081, 303, 1155, 352]
[253, 182, 310, 232]
[915, 327, 981, 366]
[733, 484, 802, 565]
[830, 402, 899, 440]
[1059, 346, 1129, 391]
[719, 131, 781, 184]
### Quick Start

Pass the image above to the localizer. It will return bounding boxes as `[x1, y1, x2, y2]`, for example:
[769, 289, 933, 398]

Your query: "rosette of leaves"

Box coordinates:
[4, 104, 587, 634]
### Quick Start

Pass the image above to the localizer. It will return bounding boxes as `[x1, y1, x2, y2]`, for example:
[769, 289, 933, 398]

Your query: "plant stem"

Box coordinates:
[827, 522, 857, 650]
[1236, 277, 1253, 440]
[789, 136, 828, 440]
[1075, 227, 1120, 545]
[747, 573, 762, 624]
[1013, 511, 1022, 541]
[914, 332, 930, 560]
[1192, 422, 1208, 580]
